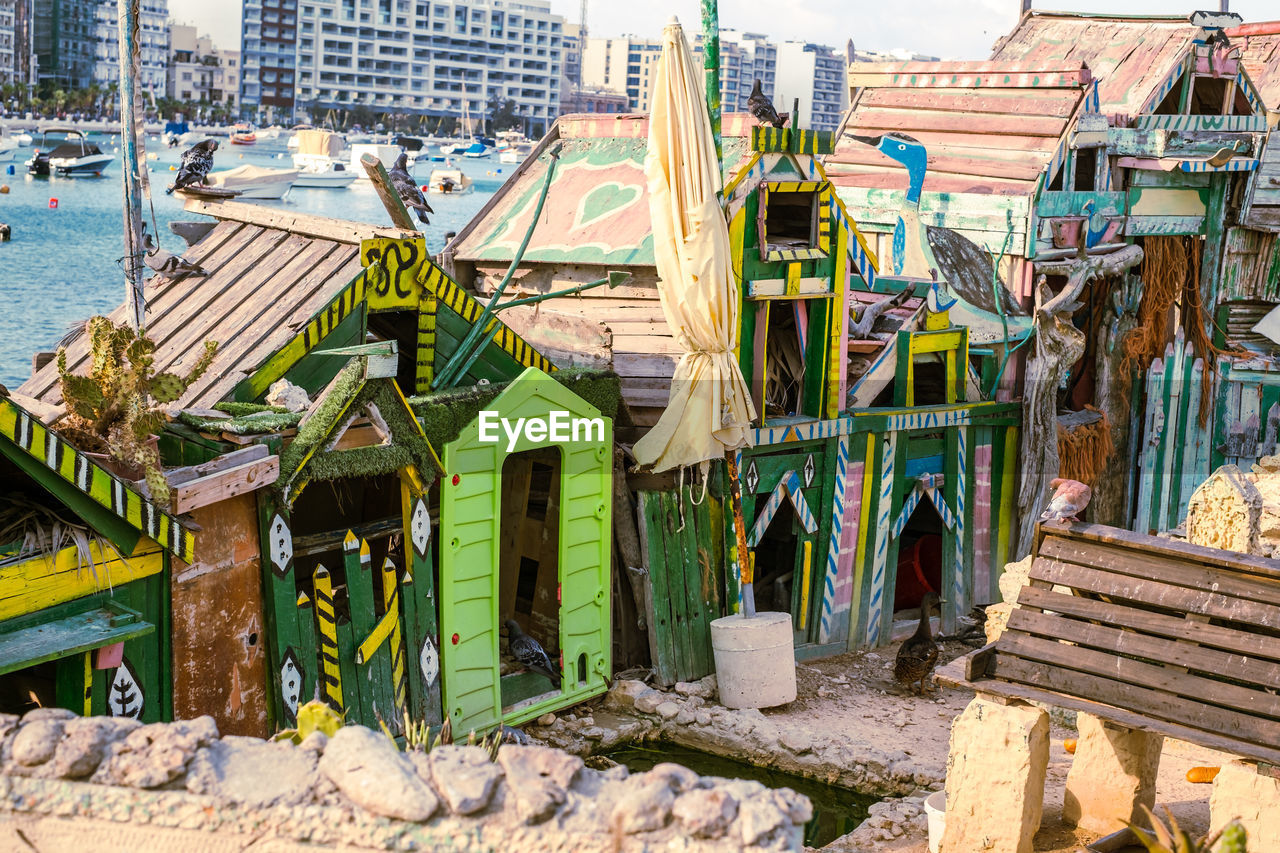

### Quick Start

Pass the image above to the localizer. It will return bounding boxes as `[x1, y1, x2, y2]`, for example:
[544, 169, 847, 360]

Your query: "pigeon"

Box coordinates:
[1040, 477, 1092, 523]
[504, 619, 561, 689]
[389, 152, 433, 225]
[142, 231, 209, 282]
[748, 78, 789, 129]
[167, 139, 218, 195]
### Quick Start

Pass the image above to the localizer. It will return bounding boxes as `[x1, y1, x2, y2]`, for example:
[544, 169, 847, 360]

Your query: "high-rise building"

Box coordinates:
[239, 0, 298, 118]
[0, 0, 16, 87]
[240, 0, 564, 136]
[775, 41, 847, 132]
[716, 30, 774, 112]
[7, 0, 37, 94]
[33, 0, 98, 90]
[168, 23, 238, 108]
[93, 0, 169, 95]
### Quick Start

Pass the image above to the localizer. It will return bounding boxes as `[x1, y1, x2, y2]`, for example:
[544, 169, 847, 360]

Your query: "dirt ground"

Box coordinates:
[773, 641, 1224, 852]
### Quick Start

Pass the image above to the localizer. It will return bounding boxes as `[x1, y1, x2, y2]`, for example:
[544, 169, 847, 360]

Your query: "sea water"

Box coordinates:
[0, 132, 506, 389]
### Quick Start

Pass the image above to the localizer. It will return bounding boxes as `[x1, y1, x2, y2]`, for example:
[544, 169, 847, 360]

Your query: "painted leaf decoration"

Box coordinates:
[108, 660, 144, 719]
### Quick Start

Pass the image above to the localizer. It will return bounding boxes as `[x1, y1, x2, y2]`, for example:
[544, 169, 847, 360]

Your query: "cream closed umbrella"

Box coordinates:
[632, 17, 759, 612]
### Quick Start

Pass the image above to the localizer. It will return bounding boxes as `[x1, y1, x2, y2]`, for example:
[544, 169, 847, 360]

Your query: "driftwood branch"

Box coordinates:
[1015, 244, 1144, 557]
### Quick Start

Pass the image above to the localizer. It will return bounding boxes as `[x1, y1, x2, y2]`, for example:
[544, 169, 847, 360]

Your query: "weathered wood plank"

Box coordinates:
[1043, 522, 1280, 579]
[169, 455, 279, 514]
[860, 87, 1082, 117]
[184, 198, 419, 244]
[848, 61, 1090, 90]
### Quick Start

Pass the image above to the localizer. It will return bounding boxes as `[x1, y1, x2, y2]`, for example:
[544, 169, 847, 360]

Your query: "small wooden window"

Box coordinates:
[757, 181, 833, 262]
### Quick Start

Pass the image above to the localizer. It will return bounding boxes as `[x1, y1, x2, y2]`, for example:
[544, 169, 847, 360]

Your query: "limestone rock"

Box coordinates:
[429, 744, 504, 815]
[319, 725, 438, 821]
[997, 555, 1034, 605]
[1186, 465, 1263, 555]
[298, 731, 328, 754]
[649, 762, 698, 793]
[737, 795, 788, 847]
[50, 717, 133, 779]
[673, 788, 738, 838]
[91, 716, 218, 788]
[633, 690, 665, 715]
[655, 701, 681, 720]
[780, 729, 812, 754]
[21, 708, 76, 723]
[674, 680, 712, 699]
[941, 696, 1049, 853]
[536, 713, 557, 726]
[605, 679, 650, 711]
[11, 718, 65, 766]
[498, 744, 581, 824]
[611, 777, 674, 833]
[187, 736, 318, 808]
[1062, 714, 1163, 833]
[1210, 759, 1280, 851]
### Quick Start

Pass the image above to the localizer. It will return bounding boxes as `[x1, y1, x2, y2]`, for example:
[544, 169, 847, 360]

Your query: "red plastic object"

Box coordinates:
[893, 534, 942, 611]
[48, 198, 58, 209]
[94, 641, 125, 669]
[451, 633, 459, 645]
[451, 473, 460, 486]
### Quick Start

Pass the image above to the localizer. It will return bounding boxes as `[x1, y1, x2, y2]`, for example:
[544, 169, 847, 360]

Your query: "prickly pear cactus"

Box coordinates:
[57, 316, 218, 506]
[1219, 821, 1248, 853]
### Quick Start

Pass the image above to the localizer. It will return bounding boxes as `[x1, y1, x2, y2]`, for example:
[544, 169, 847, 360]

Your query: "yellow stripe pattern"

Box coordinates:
[761, 181, 833, 262]
[750, 126, 835, 155]
[313, 565, 344, 711]
[419, 261, 556, 374]
[416, 290, 437, 393]
[382, 557, 408, 717]
[0, 399, 194, 562]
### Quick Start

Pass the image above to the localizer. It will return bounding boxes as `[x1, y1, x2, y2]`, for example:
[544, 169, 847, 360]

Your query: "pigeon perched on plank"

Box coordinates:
[1040, 477, 1092, 523]
[142, 231, 209, 283]
[389, 152, 433, 225]
[504, 619, 561, 689]
[748, 79, 789, 129]
[167, 139, 218, 195]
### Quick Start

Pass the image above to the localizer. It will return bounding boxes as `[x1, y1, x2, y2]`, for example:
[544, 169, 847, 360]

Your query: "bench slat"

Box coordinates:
[992, 651, 1280, 744]
[1041, 535, 1280, 608]
[1042, 523, 1280, 581]
[935, 654, 1280, 766]
[1030, 558, 1280, 629]
[1007, 606, 1280, 690]
[1016, 585, 1280, 665]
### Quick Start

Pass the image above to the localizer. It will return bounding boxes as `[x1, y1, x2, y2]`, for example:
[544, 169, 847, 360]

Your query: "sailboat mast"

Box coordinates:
[117, 0, 146, 331]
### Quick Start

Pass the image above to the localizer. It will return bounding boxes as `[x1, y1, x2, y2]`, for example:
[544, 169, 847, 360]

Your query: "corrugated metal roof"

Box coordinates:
[451, 113, 754, 267]
[1226, 21, 1280, 110]
[19, 220, 366, 413]
[828, 61, 1087, 196]
[990, 12, 1197, 116]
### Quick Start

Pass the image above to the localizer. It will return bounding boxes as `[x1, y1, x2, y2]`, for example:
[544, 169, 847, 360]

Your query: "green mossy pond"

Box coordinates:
[604, 743, 878, 847]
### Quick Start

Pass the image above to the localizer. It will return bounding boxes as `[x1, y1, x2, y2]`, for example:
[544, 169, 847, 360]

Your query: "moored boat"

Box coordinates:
[26, 128, 114, 176]
[291, 129, 356, 188]
[349, 142, 403, 175]
[230, 123, 257, 145]
[205, 164, 298, 199]
[427, 166, 474, 194]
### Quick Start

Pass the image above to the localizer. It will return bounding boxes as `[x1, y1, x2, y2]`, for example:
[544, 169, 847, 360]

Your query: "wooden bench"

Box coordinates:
[937, 520, 1280, 766]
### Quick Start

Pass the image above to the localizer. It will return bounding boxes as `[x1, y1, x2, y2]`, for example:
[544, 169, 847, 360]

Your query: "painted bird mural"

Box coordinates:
[894, 591, 943, 694]
[850, 132, 1030, 344]
[504, 619, 561, 689]
[1040, 477, 1092, 523]
[1080, 199, 1112, 250]
[389, 152, 433, 225]
[166, 139, 218, 194]
[748, 78, 789, 129]
[143, 231, 209, 282]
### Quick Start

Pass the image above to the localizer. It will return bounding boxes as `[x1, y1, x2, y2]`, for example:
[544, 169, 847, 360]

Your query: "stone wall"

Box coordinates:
[0, 709, 811, 852]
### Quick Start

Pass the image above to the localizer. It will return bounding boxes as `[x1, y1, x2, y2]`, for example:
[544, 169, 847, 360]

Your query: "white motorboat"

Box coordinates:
[427, 166, 473, 194]
[205, 164, 298, 199]
[498, 148, 521, 165]
[27, 128, 114, 176]
[349, 142, 403, 175]
[291, 129, 356, 188]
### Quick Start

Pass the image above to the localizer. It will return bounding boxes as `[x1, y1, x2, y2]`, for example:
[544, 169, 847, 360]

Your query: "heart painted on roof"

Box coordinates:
[572, 182, 643, 232]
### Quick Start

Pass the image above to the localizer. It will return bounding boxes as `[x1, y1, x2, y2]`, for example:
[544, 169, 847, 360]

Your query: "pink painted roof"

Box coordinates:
[990, 12, 1198, 116]
[828, 61, 1088, 196]
[1226, 21, 1280, 110]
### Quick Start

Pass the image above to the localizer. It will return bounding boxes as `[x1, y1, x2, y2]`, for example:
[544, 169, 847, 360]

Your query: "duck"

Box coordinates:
[894, 591, 943, 694]
[850, 132, 1031, 344]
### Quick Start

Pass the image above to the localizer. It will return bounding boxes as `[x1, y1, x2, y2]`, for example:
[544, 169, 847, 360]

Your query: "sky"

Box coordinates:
[168, 1, 1280, 60]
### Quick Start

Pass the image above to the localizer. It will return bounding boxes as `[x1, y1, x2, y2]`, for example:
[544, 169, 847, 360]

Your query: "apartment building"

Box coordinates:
[774, 41, 847, 132]
[33, 0, 97, 89]
[578, 35, 660, 112]
[0, 1, 14, 87]
[240, 0, 564, 136]
[92, 0, 169, 93]
[169, 24, 238, 106]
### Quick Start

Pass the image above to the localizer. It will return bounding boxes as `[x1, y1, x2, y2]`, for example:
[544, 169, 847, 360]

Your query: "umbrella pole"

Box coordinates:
[724, 451, 756, 617]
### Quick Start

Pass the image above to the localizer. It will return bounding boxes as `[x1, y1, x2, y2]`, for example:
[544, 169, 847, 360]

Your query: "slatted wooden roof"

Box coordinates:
[1227, 21, 1280, 110]
[17, 204, 411, 415]
[990, 12, 1199, 116]
[828, 61, 1090, 196]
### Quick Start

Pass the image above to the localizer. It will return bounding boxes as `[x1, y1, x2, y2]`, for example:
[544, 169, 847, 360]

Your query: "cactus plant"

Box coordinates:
[1126, 805, 1247, 853]
[57, 316, 217, 504]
